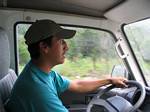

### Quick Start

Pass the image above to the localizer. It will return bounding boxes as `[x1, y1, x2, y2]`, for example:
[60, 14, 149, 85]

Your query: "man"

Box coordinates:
[6, 19, 127, 112]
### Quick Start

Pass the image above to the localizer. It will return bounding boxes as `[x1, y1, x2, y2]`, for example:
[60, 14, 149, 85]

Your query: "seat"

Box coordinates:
[0, 27, 17, 112]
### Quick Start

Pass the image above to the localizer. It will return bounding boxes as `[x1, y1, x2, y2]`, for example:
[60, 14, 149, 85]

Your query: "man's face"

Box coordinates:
[45, 36, 69, 66]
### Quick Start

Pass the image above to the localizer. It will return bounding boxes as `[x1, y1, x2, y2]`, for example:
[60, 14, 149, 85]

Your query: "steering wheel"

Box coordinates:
[87, 80, 146, 112]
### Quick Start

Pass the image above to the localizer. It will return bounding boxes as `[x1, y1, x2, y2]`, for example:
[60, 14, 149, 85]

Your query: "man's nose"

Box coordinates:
[65, 43, 69, 51]
[64, 41, 69, 51]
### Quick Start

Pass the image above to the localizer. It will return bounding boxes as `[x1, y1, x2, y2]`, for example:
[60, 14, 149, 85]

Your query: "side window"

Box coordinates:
[16, 24, 31, 72]
[16, 23, 123, 79]
[124, 18, 150, 85]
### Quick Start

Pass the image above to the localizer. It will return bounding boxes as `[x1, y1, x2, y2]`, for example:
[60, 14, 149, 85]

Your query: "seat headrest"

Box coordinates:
[0, 27, 10, 79]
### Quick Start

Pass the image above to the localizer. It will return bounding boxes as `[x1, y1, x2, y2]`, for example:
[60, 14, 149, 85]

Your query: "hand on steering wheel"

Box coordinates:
[109, 77, 127, 88]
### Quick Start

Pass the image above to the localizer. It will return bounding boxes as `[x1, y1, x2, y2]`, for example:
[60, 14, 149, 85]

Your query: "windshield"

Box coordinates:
[124, 18, 150, 85]
[16, 23, 124, 80]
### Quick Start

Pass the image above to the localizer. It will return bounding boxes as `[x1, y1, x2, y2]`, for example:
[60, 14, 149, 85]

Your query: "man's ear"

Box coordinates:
[39, 42, 49, 53]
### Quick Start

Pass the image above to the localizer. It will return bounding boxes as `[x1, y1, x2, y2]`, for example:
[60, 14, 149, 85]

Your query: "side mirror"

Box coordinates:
[111, 65, 129, 79]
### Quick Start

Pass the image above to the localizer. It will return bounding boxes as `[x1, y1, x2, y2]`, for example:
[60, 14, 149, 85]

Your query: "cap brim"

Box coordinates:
[55, 29, 76, 39]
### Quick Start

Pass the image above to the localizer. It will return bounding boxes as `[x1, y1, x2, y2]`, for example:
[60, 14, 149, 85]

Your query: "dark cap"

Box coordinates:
[24, 19, 76, 45]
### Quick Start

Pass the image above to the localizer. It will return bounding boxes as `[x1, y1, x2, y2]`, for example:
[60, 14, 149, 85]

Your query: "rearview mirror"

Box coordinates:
[111, 65, 129, 79]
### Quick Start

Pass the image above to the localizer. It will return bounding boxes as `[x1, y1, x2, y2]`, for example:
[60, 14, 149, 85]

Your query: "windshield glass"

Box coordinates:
[16, 23, 124, 80]
[124, 18, 150, 85]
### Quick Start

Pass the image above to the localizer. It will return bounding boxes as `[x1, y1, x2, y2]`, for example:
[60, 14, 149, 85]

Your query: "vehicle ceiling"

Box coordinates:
[0, 0, 150, 23]
[3, 0, 126, 18]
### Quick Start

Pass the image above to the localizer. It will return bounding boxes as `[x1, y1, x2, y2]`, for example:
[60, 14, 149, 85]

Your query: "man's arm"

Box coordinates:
[68, 77, 127, 93]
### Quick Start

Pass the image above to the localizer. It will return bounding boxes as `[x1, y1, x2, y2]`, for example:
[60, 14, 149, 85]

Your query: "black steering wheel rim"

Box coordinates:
[87, 80, 146, 112]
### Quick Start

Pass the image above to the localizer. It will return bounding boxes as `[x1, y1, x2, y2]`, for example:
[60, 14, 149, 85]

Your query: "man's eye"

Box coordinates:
[61, 40, 65, 44]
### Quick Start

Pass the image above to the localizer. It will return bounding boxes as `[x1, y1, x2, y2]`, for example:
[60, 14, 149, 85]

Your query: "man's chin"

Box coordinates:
[61, 60, 65, 64]
[58, 59, 65, 65]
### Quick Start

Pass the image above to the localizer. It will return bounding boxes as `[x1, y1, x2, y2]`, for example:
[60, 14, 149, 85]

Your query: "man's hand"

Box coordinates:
[109, 77, 127, 88]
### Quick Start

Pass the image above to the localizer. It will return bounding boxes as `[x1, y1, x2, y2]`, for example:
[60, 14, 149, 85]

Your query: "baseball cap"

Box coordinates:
[24, 19, 76, 45]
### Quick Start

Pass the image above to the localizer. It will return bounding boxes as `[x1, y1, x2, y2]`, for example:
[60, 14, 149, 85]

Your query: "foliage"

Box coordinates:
[18, 24, 31, 66]
[18, 35, 30, 66]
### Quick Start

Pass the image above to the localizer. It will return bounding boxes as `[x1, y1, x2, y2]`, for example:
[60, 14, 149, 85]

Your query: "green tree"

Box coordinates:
[18, 24, 31, 66]
[18, 36, 30, 65]
[77, 29, 102, 69]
